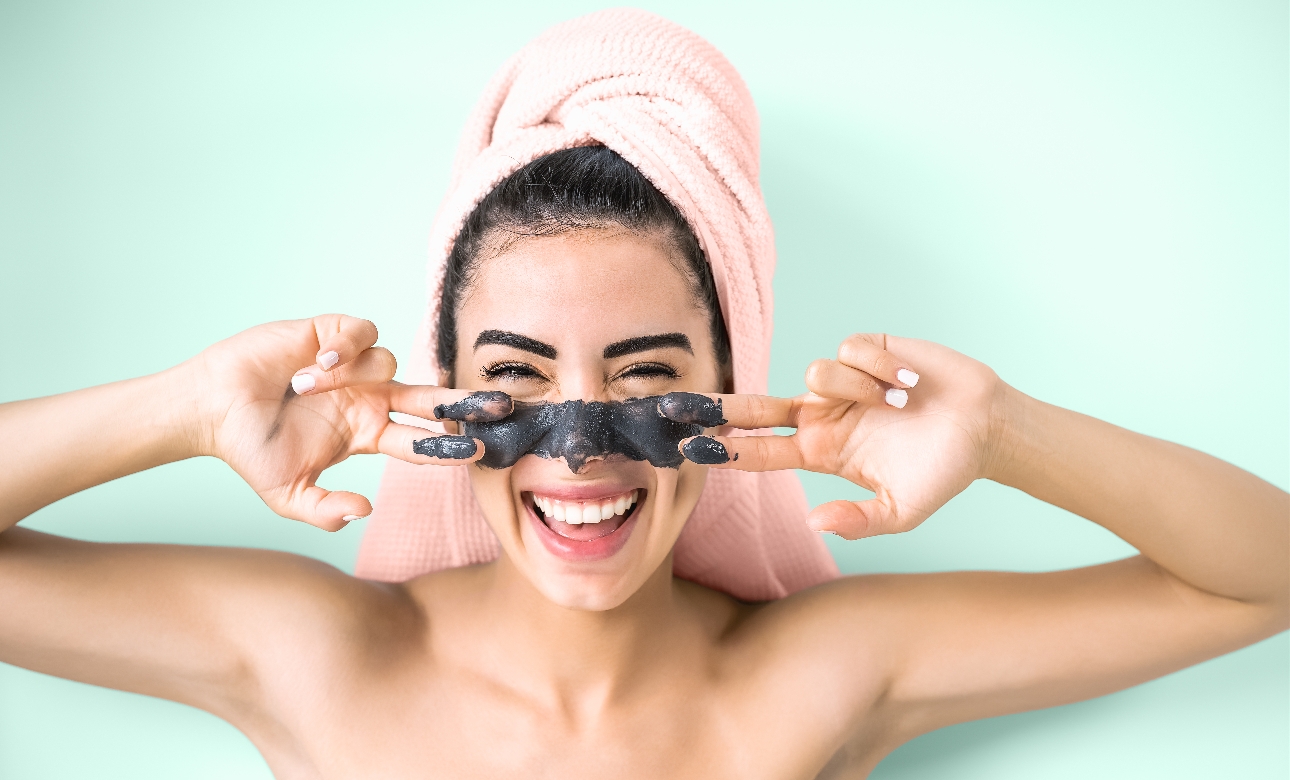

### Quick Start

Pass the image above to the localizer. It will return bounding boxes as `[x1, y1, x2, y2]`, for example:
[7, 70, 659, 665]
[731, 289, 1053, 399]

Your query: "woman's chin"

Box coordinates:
[517, 495, 661, 611]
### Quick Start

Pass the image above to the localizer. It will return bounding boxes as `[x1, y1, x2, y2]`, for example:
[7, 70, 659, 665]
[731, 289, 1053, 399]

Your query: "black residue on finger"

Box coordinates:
[462, 396, 705, 472]
[681, 435, 730, 465]
[656, 392, 727, 427]
[433, 391, 513, 422]
[412, 435, 479, 460]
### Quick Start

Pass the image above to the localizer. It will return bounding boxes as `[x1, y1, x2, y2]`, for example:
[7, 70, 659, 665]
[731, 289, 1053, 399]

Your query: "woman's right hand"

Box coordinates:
[186, 314, 512, 530]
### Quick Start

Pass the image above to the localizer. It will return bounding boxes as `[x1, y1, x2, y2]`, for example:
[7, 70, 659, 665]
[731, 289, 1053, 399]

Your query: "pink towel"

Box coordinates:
[354, 8, 840, 601]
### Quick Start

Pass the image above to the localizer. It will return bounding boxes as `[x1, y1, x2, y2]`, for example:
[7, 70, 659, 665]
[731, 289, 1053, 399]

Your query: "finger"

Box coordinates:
[837, 333, 920, 388]
[806, 496, 911, 540]
[378, 423, 485, 465]
[659, 392, 799, 430]
[805, 359, 908, 409]
[678, 434, 805, 471]
[291, 347, 397, 395]
[312, 315, 380, 372]
[387, 384, 513, 422]
[266, 483, 372, 532]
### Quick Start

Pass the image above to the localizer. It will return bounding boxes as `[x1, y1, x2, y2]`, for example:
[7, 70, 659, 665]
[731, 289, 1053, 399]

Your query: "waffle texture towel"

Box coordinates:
[354, 8, 839, 600]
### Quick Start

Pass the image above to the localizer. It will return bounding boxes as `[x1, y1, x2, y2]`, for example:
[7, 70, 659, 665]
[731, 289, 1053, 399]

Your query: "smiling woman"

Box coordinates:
[0, 7, 1286, 780]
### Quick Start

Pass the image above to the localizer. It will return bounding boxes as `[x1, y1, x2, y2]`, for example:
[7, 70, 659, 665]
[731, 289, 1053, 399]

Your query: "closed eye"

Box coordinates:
[616, 362, 681, 381]
[480, 361, 546, 382]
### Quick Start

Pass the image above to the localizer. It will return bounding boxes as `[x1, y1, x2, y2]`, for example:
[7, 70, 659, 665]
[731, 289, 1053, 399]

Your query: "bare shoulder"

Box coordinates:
[0, 528, 426, 730]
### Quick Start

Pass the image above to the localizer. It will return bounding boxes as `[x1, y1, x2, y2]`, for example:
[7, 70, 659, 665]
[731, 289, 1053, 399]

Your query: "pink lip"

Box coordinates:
[525, 496, 640, 562]
[521, 483, 637, 502]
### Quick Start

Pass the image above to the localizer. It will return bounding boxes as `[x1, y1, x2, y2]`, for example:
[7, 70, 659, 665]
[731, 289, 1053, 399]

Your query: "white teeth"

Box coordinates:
[531, 490, 641, 526]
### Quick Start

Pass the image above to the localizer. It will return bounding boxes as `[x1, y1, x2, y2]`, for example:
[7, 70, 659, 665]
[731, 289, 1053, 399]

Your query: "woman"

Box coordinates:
[2, 10, 1285, 779]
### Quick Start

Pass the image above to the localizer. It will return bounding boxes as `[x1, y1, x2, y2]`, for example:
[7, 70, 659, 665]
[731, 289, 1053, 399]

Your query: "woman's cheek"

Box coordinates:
[654, 461, 708, 534]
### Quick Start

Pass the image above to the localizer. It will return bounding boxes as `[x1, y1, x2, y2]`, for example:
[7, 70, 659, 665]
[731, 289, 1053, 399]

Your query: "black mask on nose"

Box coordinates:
[461, 393, 725, 472]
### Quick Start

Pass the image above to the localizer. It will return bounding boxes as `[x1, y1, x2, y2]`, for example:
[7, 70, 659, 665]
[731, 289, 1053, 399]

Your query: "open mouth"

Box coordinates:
[528, 489, 641, 542]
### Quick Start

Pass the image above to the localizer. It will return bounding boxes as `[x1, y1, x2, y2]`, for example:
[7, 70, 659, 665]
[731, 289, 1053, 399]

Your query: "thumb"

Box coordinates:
[807, 493, 910, 540]
[264, 483, 372, 532]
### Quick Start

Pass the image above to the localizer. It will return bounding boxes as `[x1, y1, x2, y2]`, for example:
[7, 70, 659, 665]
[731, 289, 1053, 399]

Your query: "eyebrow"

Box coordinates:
[473, 330, 557, 359]
[603, 333, 693, 359]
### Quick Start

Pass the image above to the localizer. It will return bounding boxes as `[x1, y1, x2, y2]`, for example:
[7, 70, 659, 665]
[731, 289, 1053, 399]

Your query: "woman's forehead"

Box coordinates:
[459, 232, 706, 349]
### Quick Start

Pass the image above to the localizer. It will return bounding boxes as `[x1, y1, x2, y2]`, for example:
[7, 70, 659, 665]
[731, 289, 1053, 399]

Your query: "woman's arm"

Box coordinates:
[676, 335, 1287, 743]
[995, 388, 1287, 611]
[0, 368, 200, 533]
[0, 315, 504, 715]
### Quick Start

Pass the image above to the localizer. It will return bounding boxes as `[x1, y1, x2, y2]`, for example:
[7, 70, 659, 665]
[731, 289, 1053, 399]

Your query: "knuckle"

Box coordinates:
[371, 347, 398, 377]
[805, 358, 833, 387]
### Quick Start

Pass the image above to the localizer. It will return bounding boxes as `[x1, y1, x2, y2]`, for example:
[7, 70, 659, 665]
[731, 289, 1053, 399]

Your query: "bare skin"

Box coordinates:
[0, 230, 1286, 779]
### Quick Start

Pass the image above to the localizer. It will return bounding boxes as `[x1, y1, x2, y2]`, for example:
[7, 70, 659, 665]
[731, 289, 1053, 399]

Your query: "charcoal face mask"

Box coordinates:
[462, 392, 725, 472]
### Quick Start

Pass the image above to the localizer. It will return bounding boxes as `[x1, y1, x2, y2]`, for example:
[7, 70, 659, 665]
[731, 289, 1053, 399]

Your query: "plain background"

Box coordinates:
[1, 1, 1286, 777]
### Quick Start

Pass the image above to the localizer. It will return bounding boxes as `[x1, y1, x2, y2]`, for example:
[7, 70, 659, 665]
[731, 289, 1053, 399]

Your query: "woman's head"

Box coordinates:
[438, 146, 731, 610]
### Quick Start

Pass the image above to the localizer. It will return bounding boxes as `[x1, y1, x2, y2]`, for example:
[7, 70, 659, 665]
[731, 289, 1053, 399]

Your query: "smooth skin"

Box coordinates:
[1, 231, 1286, 779]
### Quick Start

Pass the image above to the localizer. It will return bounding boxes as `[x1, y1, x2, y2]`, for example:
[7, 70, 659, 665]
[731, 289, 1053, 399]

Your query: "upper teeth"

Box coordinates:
[533, 489, 638, 525]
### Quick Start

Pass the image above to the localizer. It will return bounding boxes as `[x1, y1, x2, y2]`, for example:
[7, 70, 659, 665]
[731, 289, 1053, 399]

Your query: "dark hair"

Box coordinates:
[436, 145, 731, 384]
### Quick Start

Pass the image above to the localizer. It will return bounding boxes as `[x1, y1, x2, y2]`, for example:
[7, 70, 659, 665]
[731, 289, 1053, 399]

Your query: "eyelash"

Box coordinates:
[478, 361, 681, 383]
[617, 362, 681, 380]
[480, 361, 545, 381]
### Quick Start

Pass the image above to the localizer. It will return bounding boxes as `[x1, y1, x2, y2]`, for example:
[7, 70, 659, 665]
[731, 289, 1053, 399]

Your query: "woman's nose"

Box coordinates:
[550, 369, 606, 403]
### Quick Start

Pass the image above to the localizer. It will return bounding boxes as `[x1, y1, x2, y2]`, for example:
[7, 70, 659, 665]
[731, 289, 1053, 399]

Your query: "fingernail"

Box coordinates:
[657, 392, 727, 426]
[681, 435, 730, 464]
[342, 515, 362, 523]
[318, 351, 340, 371]
[413, 435, 479, 459]
[885, 388, 908, 409]
[896, 368, 919, 387]
[291, 373, 316, 394]
[433, 391, 513, 422]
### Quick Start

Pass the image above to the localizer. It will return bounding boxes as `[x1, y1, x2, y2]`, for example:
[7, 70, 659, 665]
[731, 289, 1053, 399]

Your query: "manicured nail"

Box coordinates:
[681, 435, 730, 464]
[413, 435, 479, 459]
[318, 351, 340, 371]
[433, 391, 513, 422]
[885, 388, 908, 408]
[657, 392, 727, 426]
[291, 373, 316, 394]
[896, 368, 919, 387]
[342, 515, 362, 523]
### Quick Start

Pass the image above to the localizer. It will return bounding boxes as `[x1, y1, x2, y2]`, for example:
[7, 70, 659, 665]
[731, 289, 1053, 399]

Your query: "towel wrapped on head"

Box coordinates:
[354, 8, 839, 601]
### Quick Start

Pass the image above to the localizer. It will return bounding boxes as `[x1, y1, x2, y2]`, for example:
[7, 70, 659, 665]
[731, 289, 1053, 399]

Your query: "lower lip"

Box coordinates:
[526, 500, 640, 562]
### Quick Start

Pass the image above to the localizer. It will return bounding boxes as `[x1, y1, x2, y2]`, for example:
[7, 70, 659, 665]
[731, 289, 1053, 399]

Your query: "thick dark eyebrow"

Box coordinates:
[473, 330, 557, 359]
[603, 333, 693, 359]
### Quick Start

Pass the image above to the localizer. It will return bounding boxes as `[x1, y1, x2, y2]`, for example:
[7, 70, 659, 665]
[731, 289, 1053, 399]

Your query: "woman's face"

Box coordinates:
[453, 229, 724, 610]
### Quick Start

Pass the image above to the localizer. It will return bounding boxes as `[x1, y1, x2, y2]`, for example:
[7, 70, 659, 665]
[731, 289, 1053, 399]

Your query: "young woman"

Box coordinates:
[2, 11, 1285, 779]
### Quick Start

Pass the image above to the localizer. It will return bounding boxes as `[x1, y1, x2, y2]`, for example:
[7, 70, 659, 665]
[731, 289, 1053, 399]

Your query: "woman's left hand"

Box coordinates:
[669, 335, 1013, 539]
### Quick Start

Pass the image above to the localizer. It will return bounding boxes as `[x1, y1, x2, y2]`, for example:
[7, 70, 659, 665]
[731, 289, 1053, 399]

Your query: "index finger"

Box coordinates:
[658, 392, 800, 430]
[387, 384, 513, 422]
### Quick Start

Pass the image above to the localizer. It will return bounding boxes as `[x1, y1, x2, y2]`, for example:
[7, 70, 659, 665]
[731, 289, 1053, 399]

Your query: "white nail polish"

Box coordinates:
[885, 388, 908, 409]
[319, 351, 340, 370]
[896, 368, 919, 387]
[291, 373, 316, 394]
[342, 515, 362, 523]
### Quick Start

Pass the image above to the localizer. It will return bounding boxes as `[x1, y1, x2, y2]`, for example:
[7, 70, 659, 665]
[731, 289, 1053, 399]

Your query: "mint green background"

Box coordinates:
[1, 1, 1286, 777]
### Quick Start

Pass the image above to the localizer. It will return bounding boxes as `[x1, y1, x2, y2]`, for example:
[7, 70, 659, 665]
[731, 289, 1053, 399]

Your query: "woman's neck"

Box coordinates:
[422, 553, 713, 717]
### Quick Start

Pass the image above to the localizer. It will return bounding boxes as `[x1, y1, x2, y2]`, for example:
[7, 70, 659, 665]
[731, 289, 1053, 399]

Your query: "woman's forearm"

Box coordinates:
[989, 386, 1289, 609]
[0, 365, 203, 531]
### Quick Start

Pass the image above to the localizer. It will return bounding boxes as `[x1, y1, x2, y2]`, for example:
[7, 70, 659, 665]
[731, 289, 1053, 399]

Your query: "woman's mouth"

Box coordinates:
[524, 488, 642, 561]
